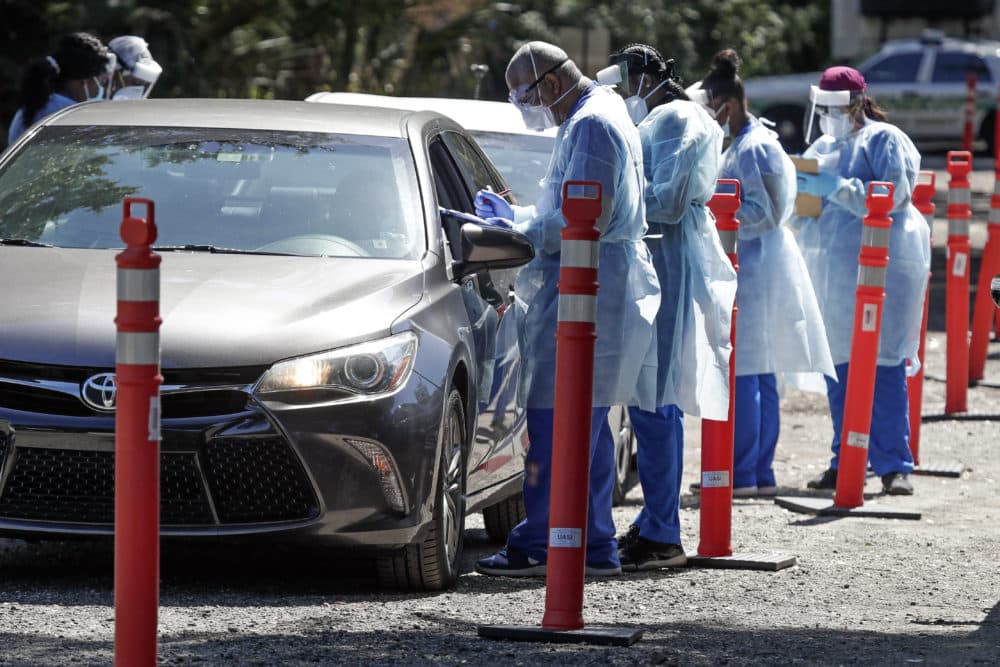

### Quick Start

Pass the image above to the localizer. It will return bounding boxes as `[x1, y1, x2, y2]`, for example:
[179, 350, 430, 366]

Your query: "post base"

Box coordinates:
[478, 624, 643, 646]
[912, 461, 965, 477]
[774, 496, 921, 520]
[686, 551, 796, 571]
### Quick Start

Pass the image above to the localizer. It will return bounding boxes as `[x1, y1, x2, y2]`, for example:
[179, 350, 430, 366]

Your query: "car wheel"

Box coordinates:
[761, 105, 807, 154]
[482, 491, 525, 543]
[609, 405, 638, 506]
[376, 388, 467, 591]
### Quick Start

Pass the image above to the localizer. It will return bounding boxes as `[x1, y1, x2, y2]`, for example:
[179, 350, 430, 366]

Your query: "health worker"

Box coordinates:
[8, 32, 114, 145]
[595, 44, 735, 571]
[795, 66, 929, 496]
[108, 35, 162, 100]
[697, 49, 835, 496]
[473, 41, 660, 578]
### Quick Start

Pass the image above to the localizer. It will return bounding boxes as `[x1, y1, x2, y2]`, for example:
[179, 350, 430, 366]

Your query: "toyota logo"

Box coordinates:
[81, 372, 117, 412]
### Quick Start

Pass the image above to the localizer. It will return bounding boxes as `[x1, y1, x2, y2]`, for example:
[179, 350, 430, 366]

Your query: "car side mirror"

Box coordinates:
[991, 274, 1000, 307]
[455, 222, 534, 279]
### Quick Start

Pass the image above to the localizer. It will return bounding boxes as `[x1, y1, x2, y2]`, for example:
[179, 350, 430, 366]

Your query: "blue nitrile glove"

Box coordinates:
[474, 189, 514, 221]
[482, 216, 513, 229]
[797, 171, 841, 198]
[438, 206, 512, 229]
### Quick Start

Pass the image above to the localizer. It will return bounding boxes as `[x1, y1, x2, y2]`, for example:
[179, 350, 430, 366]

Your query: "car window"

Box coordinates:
[469, 130, 554, 206]
[441, 131, 505, 197]
[862, 53, 922, 83]
[0, 126, 423, 259]
[931, 51, 993, 83]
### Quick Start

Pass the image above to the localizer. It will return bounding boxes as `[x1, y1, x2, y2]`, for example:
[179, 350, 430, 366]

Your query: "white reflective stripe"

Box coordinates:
[560, 239, 599, 269]
[949, 219, 970, 236]
[948, 188, 971, 205]
[558, 294, 597, 323]
[117, 268, 159, 302]
[989, 207, 1000, 224]
[858, 265, 887, 288]
[717, 229, 738, 254]
[116, 331, 160, 365]
[861, 226, 891, 248]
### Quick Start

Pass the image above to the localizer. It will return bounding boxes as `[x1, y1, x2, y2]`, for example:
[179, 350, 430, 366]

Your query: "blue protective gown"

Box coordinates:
[719, 116, 835, 382]
[7, 93, 77, 144]
[720, 115, 835, 489]
[503, 83, 660, 566]
[510, 84, 661, 411]
[637, 100, 736, 420]
[795, 118, 929, 475]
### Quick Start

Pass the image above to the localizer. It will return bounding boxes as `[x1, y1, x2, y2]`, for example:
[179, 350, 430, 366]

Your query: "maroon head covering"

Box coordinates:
[819, 66, 866, 93]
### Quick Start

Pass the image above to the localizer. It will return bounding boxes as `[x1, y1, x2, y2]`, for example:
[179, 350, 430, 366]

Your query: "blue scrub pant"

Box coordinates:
[825, 361, 914, 476]
[734, 373, 780, 489]
[627, 405, 684, 545]
[506, 406, 618, 565]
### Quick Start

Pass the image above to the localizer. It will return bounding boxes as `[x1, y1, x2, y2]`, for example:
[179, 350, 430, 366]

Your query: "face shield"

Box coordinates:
[685, 81, 711, 109]
[806, 85, 852, 143]
[109, 36, 163, 100]
[596, 61, 630, 95]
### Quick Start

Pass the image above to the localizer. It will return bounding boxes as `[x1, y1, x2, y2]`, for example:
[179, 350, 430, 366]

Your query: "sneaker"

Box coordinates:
[475, 548, 546, 577]
[616, 524, 641, 551]
[807, 468, 838, 490]
[585, 559, 622, 577]
[732, 485, 759, 498]
[882, 472, 914, 496]
[619, 537, 688, 572]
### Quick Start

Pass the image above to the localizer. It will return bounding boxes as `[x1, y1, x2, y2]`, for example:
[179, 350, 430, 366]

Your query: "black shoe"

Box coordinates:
[616, 524, 640, 551]
[807, 468, 838, 490]
[882, 472, 914, 496]
[619, 537, 687, 572]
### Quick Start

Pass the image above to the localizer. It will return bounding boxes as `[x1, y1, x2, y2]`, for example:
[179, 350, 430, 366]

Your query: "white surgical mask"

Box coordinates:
[623, 75, 669, 125]
[85, 78, 106, 102]
[819, 108, 854, 140]
[511, 51, 572, 131]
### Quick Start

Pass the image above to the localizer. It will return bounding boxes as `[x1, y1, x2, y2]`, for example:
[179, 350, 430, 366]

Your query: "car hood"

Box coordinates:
[0, 249, 425, 369]
[744, 72, 823, 102]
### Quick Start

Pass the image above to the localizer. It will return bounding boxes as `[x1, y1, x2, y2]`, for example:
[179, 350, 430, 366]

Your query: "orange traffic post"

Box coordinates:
[969, 152, 1000, 381]
[114, 198, 162, 666]
[698, 179, 739, 558]
[945, 151, 972, 414]
[908, 171, 935, 465]
[690, 180, 796, 570]
[479, 182, 642, 646]
[963, 72, 977, 153]
[833, 183, 895, 509]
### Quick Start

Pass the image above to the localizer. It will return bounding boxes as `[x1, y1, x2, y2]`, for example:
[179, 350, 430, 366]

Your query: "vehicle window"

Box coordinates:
[862, 53, 922, 84]
[470, 130, 554, 206]
[931, 51, 993, 83]
[0, 126, 423, 259]
[441, 131, 505, 197]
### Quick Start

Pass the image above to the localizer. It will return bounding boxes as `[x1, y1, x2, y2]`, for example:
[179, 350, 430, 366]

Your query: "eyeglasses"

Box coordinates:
[509, 58, 568, 106]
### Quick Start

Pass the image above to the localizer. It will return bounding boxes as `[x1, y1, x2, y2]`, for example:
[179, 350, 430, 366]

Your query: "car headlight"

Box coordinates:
[255, 332, 417, 403]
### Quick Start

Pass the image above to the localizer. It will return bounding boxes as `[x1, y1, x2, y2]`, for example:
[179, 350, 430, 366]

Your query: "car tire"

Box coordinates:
[761, 105, 808, 154]
[375, 388, 467, 591]
[482, 491, 525, 543]
[609, 405, 638, 506]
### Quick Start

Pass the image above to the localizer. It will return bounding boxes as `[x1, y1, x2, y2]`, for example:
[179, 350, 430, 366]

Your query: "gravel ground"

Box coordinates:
[1, 160, 999, 666]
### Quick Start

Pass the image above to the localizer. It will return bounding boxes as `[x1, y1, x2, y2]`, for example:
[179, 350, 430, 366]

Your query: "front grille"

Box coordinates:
[0, 383, 93, 417]
[0, 449, 213, 525]
[0, 439, 318, 526]
[161, 391, 250, 419]
[0, 428, 9, 478]
[204, 437, 318, 523]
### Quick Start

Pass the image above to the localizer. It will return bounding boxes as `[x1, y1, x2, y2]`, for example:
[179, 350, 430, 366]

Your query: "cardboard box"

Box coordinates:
[790, 156, 822, 218]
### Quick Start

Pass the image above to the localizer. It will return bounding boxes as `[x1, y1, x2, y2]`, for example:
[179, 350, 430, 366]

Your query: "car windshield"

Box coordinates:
[468, 130, 553, 205]
[0, 126, 423, 259]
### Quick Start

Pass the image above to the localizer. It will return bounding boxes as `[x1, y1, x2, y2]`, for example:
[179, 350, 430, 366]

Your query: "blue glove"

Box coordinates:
[797, 171, 841, 198]
[474, 189, 514, 222]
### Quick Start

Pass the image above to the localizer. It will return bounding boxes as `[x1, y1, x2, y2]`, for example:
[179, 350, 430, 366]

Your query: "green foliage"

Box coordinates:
[1, 0, 830, 146]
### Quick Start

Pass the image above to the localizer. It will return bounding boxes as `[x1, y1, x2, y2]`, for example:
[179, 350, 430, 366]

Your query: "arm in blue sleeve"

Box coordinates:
[736, 142, 795, 240]
[827, 130, 918, 218]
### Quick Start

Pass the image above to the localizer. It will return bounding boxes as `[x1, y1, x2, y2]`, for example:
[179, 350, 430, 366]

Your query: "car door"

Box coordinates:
[427, 134, 524, 490]
[858, 50, 928, 139]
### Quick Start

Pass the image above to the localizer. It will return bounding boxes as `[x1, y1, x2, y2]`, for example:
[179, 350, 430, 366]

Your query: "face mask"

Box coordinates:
[710, 102, 731, 138]
[623, 76, 669, 125]
[819, 108, 854, 140]
[511, 51, 572, 131]
[85, 78, 106, 102]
